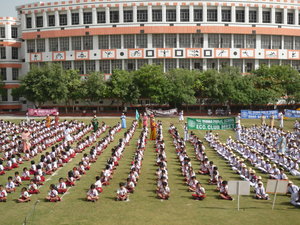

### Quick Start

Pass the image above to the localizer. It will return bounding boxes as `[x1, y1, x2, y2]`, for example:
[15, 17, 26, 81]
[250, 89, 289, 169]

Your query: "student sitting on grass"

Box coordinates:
[87, 184, 99, 202]
[219, 181, 233, 200]
[94, 176, 103, 193]
[6, 176, 16, 193]
[57, 178, 67, 194]
[0, 185, 7, 202]
[18, 187, 31, 203]
[28, 179, 39, 194]
[13, 171, 22, 186]
[46, 184, 61, 202]
[192, 182, 206, 200]
[116, 182, 128, 201]
[157, 182, 170, 200]
[125, 178, 135, 193]
[255, 182, 269, 200]
[0, 161, 5, 175]
[21, 167, 31, 181]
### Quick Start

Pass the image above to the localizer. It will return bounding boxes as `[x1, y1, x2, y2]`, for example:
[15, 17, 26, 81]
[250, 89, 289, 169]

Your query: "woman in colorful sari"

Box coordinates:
[150, 119, 157, 140]
[46, 115, 51, 128]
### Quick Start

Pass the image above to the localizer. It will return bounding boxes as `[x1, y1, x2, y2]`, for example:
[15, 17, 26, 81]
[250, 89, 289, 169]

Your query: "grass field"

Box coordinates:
[0, 117, 299, 225]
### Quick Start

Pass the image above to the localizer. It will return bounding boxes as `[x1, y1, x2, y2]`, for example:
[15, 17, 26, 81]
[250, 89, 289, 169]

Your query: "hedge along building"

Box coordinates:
[2, 0, 300, 111]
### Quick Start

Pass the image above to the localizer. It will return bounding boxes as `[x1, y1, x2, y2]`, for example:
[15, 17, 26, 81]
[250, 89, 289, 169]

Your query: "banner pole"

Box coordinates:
[237, 182, 240, 211]
[272, 180, 278, 210]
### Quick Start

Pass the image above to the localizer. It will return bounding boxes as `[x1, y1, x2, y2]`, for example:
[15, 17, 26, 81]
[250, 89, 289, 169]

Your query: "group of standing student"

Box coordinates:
[1, 119, 92, 203]
[169, 124, 206, 200]
[155, 122, 170, 200]
[260, 112, 284, 129]
[86, 121, 137, 202]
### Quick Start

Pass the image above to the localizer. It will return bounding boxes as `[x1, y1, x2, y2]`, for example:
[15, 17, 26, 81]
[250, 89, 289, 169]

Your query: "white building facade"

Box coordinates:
[2, 0, 300, 111]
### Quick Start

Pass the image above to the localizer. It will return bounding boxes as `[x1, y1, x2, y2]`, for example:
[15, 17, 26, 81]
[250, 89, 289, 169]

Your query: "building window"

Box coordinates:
[111, 60, 122, 71]
[234, 34, 244, 48]
[13, 92, 19, 102]
[208, 34, 219, 48]
[84, 12, 92, 24]
[275, 12, 282, 24]
[99, 35, 109, 49]
[72, 13, 79, 25]
[222, 10, 231, 22]
[0, 47, 5, 59]
[12, 47, 18, 59]
[97, 11, 106, 23]
[110, 11, 119, 23]
[137, 10, 148, 22]
[152, 59, 164, 66]
[287, 13, 294, 25]
[152, 9, 162, 22]
[49, 38, 59, 51]
[262, 11, 271, 23]
[74, 61, 84, 74]
[99, 60, 110, 73]
[11, 27, 18, 38]
[220, 34, 231, 48]
[194, 9, 203, 22]
[246, 35, 256, 48]
[12, 68, 19, 80]
[124, 10, 133, 22]
[166, 9, 176, 22]
[192, 60, 203, 70]
[192, 34, 203, 48]
[0, 68, 7, 80]
[180, 9, 189, 22]
[83, 36, 93, 50]
[26, 17, 32, 28]
[110, 35, 121, 49]
[62, 61, 72, 70]
[165, 59, 177, 72]
[72, 37, 82, 50]
[124, 59, 135, 71]
[48, 15, 55, 26]
[59, 14, 67, 26]
[236, 10, 245, 22]
[179, 34, 190, 48]
[27, 40, 35, 53]
[165, 34, 177, 48]
[124, 35, 135, 48]
[36, 16, 43, 27]
[60, 37, 69, 51]
[249, 10, 257, 23]
[0, 27, 5, 38]
[136, 34, 147, 48]
[272, 36, 282, 49]
[295, 37, 300, 49]
[36, 39, 45, 52]
[261, 35, 271, 49]
[284, 36, 293, 49]
[86, 61, 96, 74]
[1, 89, 8, 101]
[207, 9, 217, 22]
[152, 34, 164, 48]
[179, 59, 190, 69]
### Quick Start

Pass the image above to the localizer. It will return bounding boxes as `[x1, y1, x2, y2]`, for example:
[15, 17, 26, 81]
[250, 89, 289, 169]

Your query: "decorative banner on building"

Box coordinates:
[265, 50, 278, 59]
[145, 108, 178, 117]
[157, 49, 172, 58]
[284, 109, 300, 118]
[128, 49, 143, 58]
[240, 110, 278, 119]
[287, 50, 300, 60]
[28, 108, 58, 117]
[52, 51, 66, 61]
[101, 49, 116, 59]
[215, 49, 229, 58]
[240, 49, 255, 58]
[186, 48, 201, 58]
[75, 50, 89, 60]
[30, 53, 42, 62]
[187, 117, 236, 130]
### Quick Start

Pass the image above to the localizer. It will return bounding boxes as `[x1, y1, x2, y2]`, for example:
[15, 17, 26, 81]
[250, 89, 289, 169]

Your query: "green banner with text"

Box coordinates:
[187, 117, 236, 130]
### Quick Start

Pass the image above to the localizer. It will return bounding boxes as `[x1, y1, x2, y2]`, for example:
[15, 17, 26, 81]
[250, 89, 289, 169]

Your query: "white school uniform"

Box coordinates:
[0, 190, 7, 198]
[87, 189, 98, 197]
[117, 187, 128, 196]
[291, 192, 300, 206]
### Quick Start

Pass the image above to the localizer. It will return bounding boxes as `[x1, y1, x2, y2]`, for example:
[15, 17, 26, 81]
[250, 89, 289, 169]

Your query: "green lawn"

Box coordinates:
[0, 117, 299, 225]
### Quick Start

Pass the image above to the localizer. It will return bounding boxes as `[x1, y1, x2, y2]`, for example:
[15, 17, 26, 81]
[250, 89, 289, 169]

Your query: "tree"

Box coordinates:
[64, 69, 85, 112]
[13, 63, 68, 107]
[107, 70, 139, 108]
[164, 69, 198, 107]
[83, 72, 106, 108]
[133, 64, 167, 104]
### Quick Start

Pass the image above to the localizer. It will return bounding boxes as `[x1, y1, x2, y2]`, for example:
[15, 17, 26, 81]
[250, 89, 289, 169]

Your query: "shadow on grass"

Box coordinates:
[105, 196, 117, 201]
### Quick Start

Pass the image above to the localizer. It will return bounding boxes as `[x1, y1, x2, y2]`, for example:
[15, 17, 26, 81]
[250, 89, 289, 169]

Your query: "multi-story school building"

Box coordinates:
[2, 0, 300, 111]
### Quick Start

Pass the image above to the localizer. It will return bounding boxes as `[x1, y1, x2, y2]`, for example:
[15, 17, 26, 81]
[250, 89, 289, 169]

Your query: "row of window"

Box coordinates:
[0, 26, 18, 38]
[26, 34, 300, 53]
[29, 59, 300, 75]
[0, 68, 19, 81]
[0, 89, 19, 102]
[25, 8, 300, 28]
[0, 47, 19, 59]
